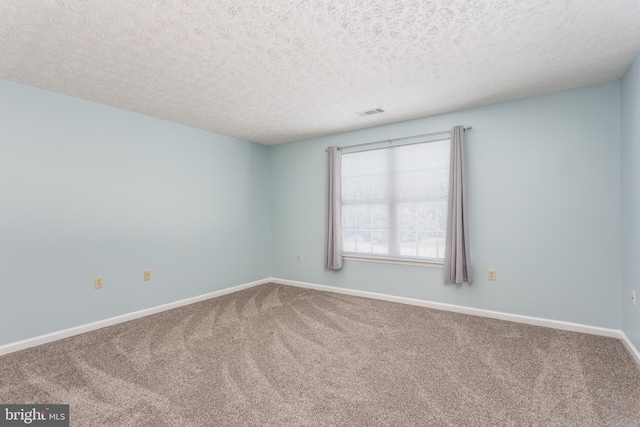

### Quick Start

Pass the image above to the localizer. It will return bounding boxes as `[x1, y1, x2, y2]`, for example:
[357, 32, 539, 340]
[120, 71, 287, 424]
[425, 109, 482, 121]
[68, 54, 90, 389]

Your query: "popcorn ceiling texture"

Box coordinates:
[0, 0, 639, 145]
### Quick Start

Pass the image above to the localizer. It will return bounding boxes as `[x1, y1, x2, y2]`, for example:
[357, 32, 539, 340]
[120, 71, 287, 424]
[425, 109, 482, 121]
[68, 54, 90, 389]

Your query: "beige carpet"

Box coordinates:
[1, 283, 639, 426]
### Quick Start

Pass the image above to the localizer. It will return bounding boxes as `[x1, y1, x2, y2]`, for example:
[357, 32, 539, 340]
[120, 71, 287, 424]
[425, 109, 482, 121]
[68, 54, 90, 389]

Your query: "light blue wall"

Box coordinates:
[0, 75, 628, 346]
[622, 53, 640, 350]
[271, 82, 621, 329]
[0, 79, 271, 346]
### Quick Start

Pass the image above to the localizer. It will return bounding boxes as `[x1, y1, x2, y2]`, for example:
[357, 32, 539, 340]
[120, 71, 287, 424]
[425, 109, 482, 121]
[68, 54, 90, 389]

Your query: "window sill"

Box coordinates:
[343, 254, 444, 268]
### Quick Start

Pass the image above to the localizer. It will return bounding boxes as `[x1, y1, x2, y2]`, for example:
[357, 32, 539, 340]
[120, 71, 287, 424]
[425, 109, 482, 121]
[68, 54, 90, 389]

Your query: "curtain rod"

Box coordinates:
[327, 126, 472, 152]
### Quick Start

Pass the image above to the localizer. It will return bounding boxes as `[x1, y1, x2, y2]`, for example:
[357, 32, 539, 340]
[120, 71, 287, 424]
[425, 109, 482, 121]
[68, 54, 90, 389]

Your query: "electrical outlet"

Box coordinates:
[94, 277, 103, 289]
[144, 270, 151, 281]
[296, 254, 301, 262]
[488, 269, 496, 281]
[633, 290, 637, 306]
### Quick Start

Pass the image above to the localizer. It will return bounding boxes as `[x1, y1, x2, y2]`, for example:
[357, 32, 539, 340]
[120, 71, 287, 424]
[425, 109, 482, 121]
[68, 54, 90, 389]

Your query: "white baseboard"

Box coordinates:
[620, 331, 640, 366]
[3, 276, 639, 367]
[269, 277, 623, 339]
[270, 277, 640, 365]
[0, 278, 270, 356]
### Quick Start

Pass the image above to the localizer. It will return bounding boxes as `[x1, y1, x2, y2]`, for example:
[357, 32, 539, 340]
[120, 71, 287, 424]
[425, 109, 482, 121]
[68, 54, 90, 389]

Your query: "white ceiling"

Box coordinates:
[1, 1, 639, 145]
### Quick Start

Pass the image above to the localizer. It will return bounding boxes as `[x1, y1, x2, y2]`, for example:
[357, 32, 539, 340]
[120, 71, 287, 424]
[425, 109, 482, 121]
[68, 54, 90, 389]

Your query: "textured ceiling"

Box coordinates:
[1, 1, 639, 145]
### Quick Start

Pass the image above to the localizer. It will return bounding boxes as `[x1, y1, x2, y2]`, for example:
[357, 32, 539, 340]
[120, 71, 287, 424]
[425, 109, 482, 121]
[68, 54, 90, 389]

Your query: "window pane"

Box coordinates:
[400, 228, 417, 257]
[418, 232, 447, 259]
[355, 205, 371, 229]
[342, 204, 389, 255]
[343, 229, 357, 253]
[398, 202, 447, 259]
[356, 230, 372, 253]
[342, 150, 390, 204]
[342, 205, 356, 228]
[371, 230, 388, 255]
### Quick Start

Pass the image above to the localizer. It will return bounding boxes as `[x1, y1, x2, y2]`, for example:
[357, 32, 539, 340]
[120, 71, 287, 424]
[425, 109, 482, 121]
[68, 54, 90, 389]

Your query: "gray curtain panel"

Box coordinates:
[325, 146, 343, 270]
[444, 126, 473, 283]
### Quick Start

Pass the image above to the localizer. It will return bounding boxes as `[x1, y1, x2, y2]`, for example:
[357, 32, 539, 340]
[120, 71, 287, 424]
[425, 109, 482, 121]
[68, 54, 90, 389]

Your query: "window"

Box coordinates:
[341, 139, 450, 262]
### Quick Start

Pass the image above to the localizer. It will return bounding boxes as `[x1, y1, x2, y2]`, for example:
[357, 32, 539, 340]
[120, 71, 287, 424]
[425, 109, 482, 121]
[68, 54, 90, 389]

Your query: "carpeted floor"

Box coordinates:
[1, 283, 639, 426]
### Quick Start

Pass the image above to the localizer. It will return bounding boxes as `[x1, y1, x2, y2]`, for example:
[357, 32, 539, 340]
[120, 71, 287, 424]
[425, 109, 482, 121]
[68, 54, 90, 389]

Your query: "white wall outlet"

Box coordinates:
[488, 269, 496, 281]
[633, 290, 637, 306]
[144, 270, 151, 281]
[94, 277, 103, 289]
[296, 254, 301, 262]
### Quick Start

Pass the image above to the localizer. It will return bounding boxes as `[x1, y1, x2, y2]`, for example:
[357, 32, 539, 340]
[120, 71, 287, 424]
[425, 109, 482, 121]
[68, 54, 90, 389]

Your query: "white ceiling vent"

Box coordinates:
[358, 108, 385, 117]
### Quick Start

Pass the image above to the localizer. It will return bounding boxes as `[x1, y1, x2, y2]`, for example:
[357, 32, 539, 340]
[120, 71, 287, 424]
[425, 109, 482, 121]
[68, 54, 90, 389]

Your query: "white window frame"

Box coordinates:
[340, 138, 450, 266]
